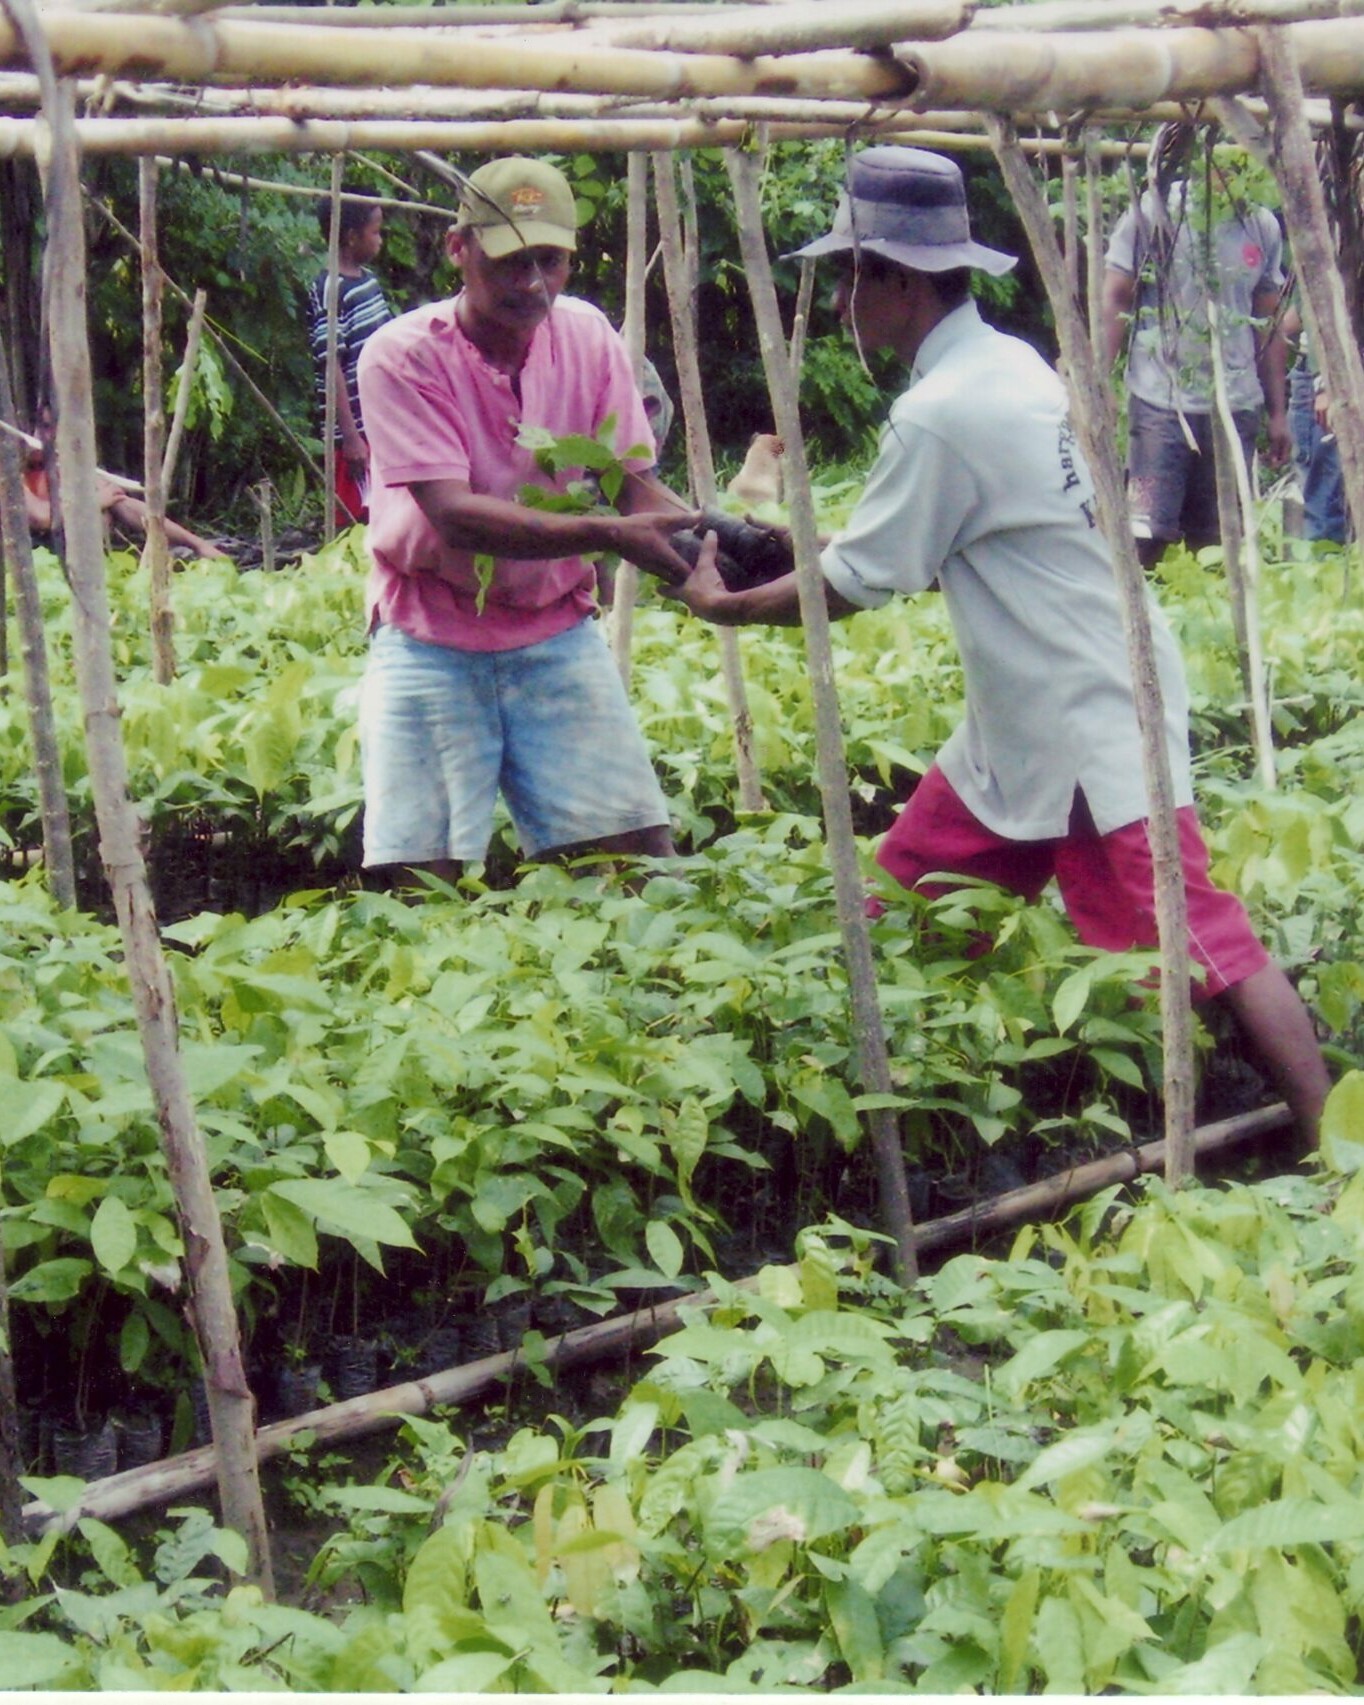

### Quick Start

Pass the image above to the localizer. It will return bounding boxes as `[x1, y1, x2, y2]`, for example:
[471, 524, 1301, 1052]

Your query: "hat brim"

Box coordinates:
[468, 220, 577, 259]
[785, 230, 1016, 279]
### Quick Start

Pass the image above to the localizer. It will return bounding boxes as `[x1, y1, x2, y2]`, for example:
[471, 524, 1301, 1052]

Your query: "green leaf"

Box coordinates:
[404, 1525, 473, 1633]
[995, 1328, 1091, 1401]
[328, 1485, 431, 1513]
[645, 1218, 684, 1279]
[705, 1467, 858, 1558]
[0, 1079, 65, 1145]
[1322, 1071, 1364, 1174]
[269, 1180, 418, 1251]
[324, 1130, 372, 1185]
[1053, 965, 1095, 1036]
[260, 1192, 319, 1270]
[9, 1258, 93, 1302]
[0, 1632, 79, 1688]
[415, 1652, 515, 1693]
[90, 1194, 137, 1277]
[825, 1577, 884, 1682]
[1209, 1496, 1364, 1553]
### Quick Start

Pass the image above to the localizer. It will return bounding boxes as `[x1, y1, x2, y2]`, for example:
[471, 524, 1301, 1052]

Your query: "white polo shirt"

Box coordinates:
[820, 301, 1194, 841]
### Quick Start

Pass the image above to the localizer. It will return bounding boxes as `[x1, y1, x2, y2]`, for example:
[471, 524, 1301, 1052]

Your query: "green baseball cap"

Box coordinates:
[456, 157, 578, 259]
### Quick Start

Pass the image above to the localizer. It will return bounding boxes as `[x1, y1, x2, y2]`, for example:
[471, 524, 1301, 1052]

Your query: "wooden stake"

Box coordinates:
[139, 155, 173, 686]
[160, 284, 204, 493]
[1258, 22, 1364, 553]
[987, 116, 1198, 1183]
[724, 142, 918, 1283]
[1207, 298, 1276, 789]
[653, 149, 766, 815]
[0, 341, 76, 909]
[608, 152, 646, 679]
[15, 5, 275, 1587]
[321, 154, 341, 546]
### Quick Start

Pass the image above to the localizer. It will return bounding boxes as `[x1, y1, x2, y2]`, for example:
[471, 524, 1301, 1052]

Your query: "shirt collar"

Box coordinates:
[911, 298, 983, 384]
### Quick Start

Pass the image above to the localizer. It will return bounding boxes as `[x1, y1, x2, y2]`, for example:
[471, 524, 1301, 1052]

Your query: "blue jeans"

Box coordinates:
[359, 619, 671, 865]
[1289, 364, 1348, 545]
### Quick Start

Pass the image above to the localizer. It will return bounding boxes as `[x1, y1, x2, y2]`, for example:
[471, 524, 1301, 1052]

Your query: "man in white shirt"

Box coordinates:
[676, 145, 1329, 1153]
[1101, 122, 1289, 568]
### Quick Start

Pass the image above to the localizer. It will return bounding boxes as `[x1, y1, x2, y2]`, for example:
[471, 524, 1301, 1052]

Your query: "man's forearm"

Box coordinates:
[422, 491, 626, 561]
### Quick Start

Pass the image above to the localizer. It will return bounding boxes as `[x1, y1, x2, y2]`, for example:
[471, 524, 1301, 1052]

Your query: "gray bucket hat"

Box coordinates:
[788, 145, 1016, 278]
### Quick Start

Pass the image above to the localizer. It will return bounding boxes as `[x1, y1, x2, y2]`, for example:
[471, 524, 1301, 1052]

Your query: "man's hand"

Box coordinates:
[609, 506, 702, 588]
[666, 530, 735, 622]
[1265, 411, 1291, 467]
[341, 429, 370, 484]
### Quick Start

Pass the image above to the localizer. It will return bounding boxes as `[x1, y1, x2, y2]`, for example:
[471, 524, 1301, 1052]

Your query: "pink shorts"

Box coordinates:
[876, 765, 1269, 1001]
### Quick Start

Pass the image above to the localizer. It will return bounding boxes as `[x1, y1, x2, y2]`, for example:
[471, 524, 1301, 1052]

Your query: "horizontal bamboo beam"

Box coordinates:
[0, 13, 918, 101]
[20, 1098, 1294, 1535]
[974, 0, 1364, 26]
[0, 112, 1159, 157]
[586, 0, 970, 53]
[902, 18, 1364, 106]
[0, 12, 1361, 109]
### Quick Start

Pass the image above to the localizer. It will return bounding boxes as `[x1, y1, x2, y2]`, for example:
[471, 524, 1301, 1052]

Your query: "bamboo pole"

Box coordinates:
[913, 1102, 1292, 1253]
[19, 1093, 1298, 1536]
[1210, 399, 1255, 698]
[139, 156, 173, 685]
[15, 6, 274, 1588]
[724, 143, 918, 1283]
[1084, 127, 1106, 356]
[652, 148, 766, 814]
[608, 152, 646, 679]
[1207, 299, 1276, 789]
[160, 283, 204, 493]
[974, 0, 1364, 27]
[987, 116, 1198, 1184]
[0, 346, 76, 909]
[321, 154, 341, 547]
[592, 0, 970, 53]
[1257, 23, 1364, 551]
[0, 15, 919, 102]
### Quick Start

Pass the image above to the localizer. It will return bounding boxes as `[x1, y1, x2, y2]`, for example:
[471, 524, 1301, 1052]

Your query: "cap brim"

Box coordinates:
[784, 230, 1016, 278]
[472, 220, 577, 259]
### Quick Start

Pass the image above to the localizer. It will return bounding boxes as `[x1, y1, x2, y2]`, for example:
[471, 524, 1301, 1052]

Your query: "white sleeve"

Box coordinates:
[821, 410, 978, 609]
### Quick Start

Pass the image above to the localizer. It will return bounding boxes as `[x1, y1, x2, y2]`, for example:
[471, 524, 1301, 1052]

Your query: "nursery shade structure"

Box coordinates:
[0, 0, 1358, 1508]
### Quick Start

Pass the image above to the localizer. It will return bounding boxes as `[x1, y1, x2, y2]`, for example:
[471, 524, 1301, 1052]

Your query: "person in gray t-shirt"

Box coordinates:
[1101, 123, 1288, 568]
[676, 145, 1329, 1156]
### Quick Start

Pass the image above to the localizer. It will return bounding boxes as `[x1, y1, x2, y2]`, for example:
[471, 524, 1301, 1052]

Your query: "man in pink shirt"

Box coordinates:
[357, 156, 697, 881]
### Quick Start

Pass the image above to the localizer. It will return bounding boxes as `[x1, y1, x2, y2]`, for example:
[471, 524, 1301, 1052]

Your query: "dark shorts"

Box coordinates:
[876, 765, 1269, 1000]
[1126, 393, 1259, 547]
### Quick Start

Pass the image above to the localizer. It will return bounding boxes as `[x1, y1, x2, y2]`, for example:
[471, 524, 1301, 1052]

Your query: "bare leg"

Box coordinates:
[1215, 963, 1331, 1155]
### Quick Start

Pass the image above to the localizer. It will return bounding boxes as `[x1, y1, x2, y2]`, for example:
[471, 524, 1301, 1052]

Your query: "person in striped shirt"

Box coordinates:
[307, 192, 394, 529]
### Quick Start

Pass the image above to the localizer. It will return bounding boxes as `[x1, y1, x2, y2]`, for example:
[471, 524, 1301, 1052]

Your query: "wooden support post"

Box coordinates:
[0, 340, 76, 909]
[987, 116, 1198, 1183]
[322, 154, 342, 545]
[653, 148, 766, 814]
[139, 155, 174, 686]
[724, 143, 918, 1284]
[11, 0, 275, 1590]
[1258, 22, 1364, 557]
[609, 152, 647, 678]
[161, 285, 206, 494]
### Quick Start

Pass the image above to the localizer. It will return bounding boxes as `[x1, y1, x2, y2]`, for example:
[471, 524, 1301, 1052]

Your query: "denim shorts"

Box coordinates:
[1126, 393, 1259, 546]
[360, 619, 671, 865]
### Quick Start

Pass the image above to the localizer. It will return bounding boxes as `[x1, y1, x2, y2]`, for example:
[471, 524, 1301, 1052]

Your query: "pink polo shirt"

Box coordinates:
[357, 293, 656, 653]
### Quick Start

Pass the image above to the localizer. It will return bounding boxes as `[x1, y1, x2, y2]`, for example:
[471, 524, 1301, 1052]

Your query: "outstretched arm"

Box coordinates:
[410, 476, 700, 587]
[669, 530, 857, 627]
